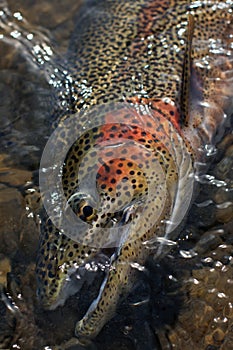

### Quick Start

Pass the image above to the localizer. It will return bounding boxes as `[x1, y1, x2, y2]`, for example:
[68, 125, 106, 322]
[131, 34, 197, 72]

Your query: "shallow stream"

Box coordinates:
[0, 1, 233, 349]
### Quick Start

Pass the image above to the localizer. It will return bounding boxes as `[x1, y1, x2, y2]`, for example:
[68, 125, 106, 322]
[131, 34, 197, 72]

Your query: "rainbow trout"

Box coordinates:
[36, 0, 233, 341]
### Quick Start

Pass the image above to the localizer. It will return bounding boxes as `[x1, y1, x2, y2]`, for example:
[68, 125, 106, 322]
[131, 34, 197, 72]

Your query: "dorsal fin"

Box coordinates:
[180, 13, 195, 127]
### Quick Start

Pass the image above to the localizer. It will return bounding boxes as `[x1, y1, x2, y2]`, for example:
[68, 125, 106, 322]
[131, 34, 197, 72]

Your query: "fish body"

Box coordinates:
[36, 0, 233, 340]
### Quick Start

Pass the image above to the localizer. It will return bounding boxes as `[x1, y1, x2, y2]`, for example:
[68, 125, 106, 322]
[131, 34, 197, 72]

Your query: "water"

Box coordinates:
[0, 1, 233, 349]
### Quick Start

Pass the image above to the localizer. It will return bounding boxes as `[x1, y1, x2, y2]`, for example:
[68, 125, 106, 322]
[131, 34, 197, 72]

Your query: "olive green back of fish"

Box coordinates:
[66, 0, 232, 127]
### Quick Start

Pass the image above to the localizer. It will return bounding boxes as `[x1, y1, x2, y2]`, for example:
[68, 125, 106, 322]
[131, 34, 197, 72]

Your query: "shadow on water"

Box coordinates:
[0, 1, 233, 350]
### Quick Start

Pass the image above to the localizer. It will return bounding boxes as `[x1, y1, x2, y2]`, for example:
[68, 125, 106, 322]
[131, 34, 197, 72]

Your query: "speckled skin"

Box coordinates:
[36, 0, 233, 341]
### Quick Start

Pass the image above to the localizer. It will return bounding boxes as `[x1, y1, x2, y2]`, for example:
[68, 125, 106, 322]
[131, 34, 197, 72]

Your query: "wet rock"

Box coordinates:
[0, 185, 22, 256]
[158, 243, 233, 349]
[0, 263, 43, 350]
[0, 163, 32, 186]
[0, 256, 11, 287]
[192, 229, 224, 256]
[6, 0, 83, 53]
[216, 202, 233, 224]
[0, 298, 15, 349]
[0, 183, 39, 259]
[216, 153, 233, 182]
[214, 187, 233, 223]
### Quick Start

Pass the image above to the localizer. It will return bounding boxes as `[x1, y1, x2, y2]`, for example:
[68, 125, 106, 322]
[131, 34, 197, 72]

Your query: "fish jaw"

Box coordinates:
[36, 217, 100, 309]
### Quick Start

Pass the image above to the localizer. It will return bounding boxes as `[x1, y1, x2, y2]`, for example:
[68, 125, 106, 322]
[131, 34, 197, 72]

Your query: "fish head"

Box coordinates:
[37, 102, 191, 308]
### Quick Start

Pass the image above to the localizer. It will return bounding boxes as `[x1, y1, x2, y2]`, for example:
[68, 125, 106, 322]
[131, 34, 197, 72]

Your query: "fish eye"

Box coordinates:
[67, 192, 97, 223]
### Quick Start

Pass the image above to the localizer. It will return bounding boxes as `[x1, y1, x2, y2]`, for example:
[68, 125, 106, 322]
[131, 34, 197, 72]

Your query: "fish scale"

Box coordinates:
[36, 0, 233, 341]
[67, 0, 190, 110]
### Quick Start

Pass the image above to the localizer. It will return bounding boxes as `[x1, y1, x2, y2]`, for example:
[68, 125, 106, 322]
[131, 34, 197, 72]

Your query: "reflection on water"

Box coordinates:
[0, 1, 233, 349]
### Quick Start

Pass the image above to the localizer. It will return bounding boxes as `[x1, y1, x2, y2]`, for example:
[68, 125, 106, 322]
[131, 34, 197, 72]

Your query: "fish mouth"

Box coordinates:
[37, 254, 111, 311]
[36, 266, 86, 310]
[36, 199, 145, 310]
